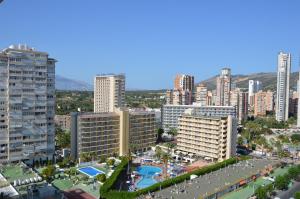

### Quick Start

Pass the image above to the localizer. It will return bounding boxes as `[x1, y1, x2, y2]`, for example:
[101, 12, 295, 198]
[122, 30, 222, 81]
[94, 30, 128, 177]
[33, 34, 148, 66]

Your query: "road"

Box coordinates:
[276, 181, 300, 199]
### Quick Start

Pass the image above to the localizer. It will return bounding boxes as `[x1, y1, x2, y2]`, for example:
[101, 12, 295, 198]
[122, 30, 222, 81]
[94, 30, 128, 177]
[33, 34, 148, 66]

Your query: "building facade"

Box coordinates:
[174, 74, 194, 92]
[276, 52, 291, 121]
[0, 44, 56, 163]
[54, 115, 71, 130]
[254, 90, 274, 116]
[94, 74, 125, 113]
[162, 104, 236, 131]
[230, 89, 248, 123]
[195, 83, 208, 106]
[248, 80, 262, 107]
[71, 109, 156, 161]
[177, 111, 237, 162]
[216, 68, 232, 106]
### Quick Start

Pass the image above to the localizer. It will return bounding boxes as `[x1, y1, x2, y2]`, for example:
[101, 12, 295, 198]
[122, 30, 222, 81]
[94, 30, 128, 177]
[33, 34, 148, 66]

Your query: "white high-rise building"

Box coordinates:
[0, 44, 56, 164]
[248, 80, 262, 102]
[94, 74, 125, 113]
[276, 52, 291, 122]
[297, 71, 300, 127]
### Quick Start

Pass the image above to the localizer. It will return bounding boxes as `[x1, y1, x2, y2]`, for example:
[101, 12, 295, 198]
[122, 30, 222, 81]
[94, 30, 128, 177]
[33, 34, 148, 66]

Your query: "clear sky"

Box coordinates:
[1, 0, 300, 89]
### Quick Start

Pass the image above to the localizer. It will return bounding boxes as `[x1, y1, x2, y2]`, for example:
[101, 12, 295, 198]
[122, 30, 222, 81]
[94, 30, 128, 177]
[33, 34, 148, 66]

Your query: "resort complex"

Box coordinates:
[2, 4, 300, 198]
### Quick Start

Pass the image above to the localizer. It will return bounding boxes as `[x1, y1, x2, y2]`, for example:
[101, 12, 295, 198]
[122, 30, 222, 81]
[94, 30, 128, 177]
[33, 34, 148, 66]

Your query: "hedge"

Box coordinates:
[100, 156, 248, 199]
[100, 157, 129, 197]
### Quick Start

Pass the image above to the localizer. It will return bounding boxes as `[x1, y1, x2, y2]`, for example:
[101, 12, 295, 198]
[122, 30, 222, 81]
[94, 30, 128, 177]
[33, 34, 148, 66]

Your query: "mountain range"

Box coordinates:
[200, 72, 299, 91]
[55, 72, 299, 91]
[56, 75, 93, 91]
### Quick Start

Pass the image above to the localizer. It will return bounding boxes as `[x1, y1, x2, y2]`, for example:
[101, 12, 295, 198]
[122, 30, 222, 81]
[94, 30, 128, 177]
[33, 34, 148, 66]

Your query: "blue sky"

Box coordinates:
[1, 0, 300, 89]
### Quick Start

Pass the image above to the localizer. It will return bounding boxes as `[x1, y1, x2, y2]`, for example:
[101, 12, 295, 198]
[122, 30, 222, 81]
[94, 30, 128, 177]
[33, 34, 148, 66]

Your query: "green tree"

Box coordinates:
[106, 158, 115, 166]
[96, 173, 106, 183]
[156, 128, 164, 143]
[155, 146, 162, 160]
[56, 131, 71, 149]
[42, 165, 56, 181]
[291, 134, 300, 144]
[287, 166, 300, 180]
[294, 191, 300, 199]
[237, 136, 244, 146]
[255, 186, 267, 199]
[274, 175, 289, 190]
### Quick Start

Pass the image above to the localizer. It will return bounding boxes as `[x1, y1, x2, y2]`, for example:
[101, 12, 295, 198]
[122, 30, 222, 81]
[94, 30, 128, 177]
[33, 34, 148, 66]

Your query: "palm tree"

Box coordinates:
[155, 146, 162, 160]
[161, 152, 171, 179]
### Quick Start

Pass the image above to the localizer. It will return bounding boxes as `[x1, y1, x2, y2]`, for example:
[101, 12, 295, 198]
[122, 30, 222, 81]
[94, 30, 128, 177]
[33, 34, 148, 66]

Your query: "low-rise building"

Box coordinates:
[177, 110, 237, 162]
[70, 109, 156, 161]
[162, 104, 236, 131]
[54, 115, 71, 130]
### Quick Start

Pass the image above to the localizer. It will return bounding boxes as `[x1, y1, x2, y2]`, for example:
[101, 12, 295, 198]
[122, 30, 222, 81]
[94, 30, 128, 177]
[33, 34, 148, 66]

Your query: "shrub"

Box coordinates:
[100, 157, 129, 197]
[100, 156, 245, 199]
[107, 158, 115, 166]
[96, 173, 106, 183]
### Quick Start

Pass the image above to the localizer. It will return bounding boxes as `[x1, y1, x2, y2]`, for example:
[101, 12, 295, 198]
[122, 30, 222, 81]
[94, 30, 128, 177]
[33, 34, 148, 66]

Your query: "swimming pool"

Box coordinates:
[136, 165, 162, 189]
[78, 166, 104, 177]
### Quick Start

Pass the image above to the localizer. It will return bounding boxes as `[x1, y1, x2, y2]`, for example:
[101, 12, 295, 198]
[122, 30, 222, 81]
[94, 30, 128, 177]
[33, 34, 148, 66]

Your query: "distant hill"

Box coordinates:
[55, 75, 93, 91]
[200, 72, 299, 91]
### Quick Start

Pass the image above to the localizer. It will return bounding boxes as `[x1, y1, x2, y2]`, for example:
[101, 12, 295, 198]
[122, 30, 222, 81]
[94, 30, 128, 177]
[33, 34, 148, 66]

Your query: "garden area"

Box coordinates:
[33, 157, 119, 198]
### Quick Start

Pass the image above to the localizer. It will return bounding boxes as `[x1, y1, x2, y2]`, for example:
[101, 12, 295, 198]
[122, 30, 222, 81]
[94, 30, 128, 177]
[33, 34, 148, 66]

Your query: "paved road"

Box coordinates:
[276, 181, 300, 199]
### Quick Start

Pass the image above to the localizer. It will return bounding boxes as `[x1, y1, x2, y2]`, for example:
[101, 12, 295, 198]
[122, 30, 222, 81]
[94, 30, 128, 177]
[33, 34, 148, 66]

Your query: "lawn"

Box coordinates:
[1, 165, 36, 183]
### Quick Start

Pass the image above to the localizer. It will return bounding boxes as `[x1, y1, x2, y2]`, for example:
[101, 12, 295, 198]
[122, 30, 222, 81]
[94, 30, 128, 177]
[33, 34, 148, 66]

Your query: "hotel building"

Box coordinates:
[177, 110, 237, 162]
[94, 74, 125, 113]
[70, 109, 156, 161]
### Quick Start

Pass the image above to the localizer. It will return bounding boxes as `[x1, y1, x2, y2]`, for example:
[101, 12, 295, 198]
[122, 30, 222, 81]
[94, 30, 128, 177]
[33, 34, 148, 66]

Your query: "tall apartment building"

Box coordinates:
[289, 91, 298, 117]
[94, 74, 125, 113]
[248, 80, 262, 106]
[0, 44, 56, 164]
[276, 52, 291, 122]
[207, 91, 213, 106]
[162, 104, 236, 131]
[54, 115, 71, 130]
[298, 72, 300, 127]
[71, 109, 156, 160]
[177, 110, 237, 162]
[174, 74, 194, 92]
[230, 89, 248, 123]
[254, 90, 274, 116]
[216, 68, 232, 106]
[165, 90, 173, 105]
[195, 83, 208, 106]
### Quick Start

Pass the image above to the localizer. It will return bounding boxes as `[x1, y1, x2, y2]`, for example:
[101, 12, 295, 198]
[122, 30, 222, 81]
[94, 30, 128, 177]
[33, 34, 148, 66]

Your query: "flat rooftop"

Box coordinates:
[151, 159, 279, 199]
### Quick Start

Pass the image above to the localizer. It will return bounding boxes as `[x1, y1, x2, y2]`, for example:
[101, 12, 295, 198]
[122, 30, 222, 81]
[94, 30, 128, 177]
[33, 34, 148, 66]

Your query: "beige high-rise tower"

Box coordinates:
[94, 74, 125, 113]
[216, 68, 232, 106]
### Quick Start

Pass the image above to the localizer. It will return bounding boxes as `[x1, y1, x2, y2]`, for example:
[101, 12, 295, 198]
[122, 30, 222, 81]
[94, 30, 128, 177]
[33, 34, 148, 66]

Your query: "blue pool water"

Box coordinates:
[78, 166, 104, 177]
[136, 166, 162, 189]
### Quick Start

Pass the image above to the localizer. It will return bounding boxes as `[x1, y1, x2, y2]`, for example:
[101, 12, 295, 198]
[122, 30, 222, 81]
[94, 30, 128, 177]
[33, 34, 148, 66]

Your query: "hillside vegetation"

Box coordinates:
[200, 72, 299, 91]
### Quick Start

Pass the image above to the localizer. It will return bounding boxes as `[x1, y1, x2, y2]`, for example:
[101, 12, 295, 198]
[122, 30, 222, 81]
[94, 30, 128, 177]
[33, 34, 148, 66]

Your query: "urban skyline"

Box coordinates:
[2, 1, 300, 199]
